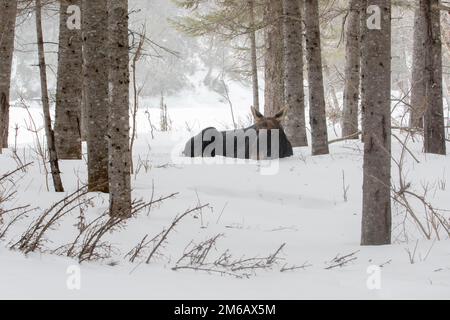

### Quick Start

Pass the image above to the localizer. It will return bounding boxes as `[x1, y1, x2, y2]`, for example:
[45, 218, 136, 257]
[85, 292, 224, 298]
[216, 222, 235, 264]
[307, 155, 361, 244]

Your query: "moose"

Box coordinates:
[183, 107, 293, 160]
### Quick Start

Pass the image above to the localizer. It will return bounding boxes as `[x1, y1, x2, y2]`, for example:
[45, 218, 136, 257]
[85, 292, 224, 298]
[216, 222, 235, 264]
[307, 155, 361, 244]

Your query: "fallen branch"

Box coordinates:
[146, 204, 209, 263]
[173, 236, 286, 278]
[280, 261, 313, 272]
[325, 250, 359, 270]
[328, 131, 361, 145]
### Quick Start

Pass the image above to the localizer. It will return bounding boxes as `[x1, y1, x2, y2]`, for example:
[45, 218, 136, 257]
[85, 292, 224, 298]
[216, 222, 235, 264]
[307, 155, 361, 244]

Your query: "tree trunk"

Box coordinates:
[0, 0, 18, 150]
[410, 3, 426, 128]
[35, 0, 65, 193]
[342, 0, 361, 139]
[54, 0, 83, 159]
[442, 77, 450, 127]
[359, 0, 368, 142]
[248, 0, 260, 112]
[108, 0, 132, 218]
[83, 0, 109, 192]
[80, 78, 88, 142]
[361, 0, 391, 246]
[264, 0, 284, 116]
[323, 62, 341, 114]
[281, 0, 308, 147]
[304, 0, 329, 155]
[423, 0, 446, 155]
[442, 11, 450, 52]
[80, 0, 88, 142]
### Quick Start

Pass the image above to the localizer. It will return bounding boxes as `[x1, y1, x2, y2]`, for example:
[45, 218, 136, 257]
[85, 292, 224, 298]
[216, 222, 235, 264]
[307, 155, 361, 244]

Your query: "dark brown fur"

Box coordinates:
[183, 107, 294, 159]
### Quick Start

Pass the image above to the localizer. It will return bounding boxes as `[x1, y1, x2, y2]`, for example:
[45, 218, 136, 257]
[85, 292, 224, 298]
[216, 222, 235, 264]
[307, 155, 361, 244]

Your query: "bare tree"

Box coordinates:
[130, 27, 145, 173]
[423, 0, 446, 155]
[359, 0, 368, 142]
[304, 0, 329, 155]
[410, 2, 426, 129]
[282, 0, 308, 147]
[342, 0, 361, 139]
[264, 0, 284, 116]
[108, 0, 132, 218]
[0, 0, 18, 150]
[35, 0, 64, 192]
[361, 0, 391, 245]
[83, 0, 109, 192]
[80, 0, 88, 141]
[54, 0, 83, 159]
[248, 0, 260, 112]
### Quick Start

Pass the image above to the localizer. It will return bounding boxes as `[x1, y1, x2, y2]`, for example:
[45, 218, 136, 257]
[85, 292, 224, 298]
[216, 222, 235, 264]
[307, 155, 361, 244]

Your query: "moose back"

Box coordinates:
[183, 107, 293, 160]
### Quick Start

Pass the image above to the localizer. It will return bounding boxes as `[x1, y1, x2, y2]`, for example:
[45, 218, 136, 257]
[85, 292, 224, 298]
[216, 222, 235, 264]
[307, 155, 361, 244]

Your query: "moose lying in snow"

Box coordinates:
[183, 107, 293, 160]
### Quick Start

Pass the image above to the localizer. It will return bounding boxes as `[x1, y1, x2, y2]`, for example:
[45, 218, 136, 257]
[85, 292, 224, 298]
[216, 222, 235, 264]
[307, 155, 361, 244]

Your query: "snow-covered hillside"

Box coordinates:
[1, 94, 449, 299]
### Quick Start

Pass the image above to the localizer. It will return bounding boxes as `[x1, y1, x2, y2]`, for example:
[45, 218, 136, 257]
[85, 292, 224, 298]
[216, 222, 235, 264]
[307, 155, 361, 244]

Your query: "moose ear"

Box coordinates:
[274, 106, 288, 121]
[251, 106, 264, 121]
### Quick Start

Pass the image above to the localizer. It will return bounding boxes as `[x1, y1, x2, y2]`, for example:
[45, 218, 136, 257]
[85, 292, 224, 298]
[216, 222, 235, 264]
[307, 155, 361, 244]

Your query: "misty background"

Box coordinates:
[10, 0, 438, 114]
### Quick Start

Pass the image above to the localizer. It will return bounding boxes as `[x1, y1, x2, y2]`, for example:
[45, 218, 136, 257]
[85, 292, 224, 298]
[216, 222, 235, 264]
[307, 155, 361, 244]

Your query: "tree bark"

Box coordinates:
[54, 0, 83, 159]
[361, 0, 391, 246]
[0, 0, 18, 150]
[282, 0, 308, 147]
[342, 0, 361, 139]
[248, 0, 260, 112]
[264, 0, 284, 117]
[80, 0, 88, 142]
[80, 76, 88, 142]
[108, 0, 132, 218]
[410, 3, 426, 128]
[423, 0, 446, 155]
[35, 0, 65, 193]
[359, 0, 368, 142]
[304, 0, 329, 155]
[83, 0, 109, 192]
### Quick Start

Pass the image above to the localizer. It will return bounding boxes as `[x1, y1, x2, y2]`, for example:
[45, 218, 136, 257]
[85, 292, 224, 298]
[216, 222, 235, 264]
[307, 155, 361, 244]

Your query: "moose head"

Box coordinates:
[251, 106, 288, 130]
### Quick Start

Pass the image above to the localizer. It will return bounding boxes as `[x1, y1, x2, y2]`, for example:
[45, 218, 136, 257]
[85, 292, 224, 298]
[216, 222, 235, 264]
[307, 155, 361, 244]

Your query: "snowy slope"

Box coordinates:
[1, 90, 450, 300]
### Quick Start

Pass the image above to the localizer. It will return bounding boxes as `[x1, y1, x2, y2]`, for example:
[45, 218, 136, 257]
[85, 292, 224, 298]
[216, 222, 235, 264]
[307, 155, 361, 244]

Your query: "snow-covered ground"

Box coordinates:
[1, 87, 450, 300]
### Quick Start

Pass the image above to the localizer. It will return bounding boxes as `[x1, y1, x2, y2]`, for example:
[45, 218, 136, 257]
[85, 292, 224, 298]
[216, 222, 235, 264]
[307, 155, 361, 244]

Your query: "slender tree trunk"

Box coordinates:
[360, 0, 368, 142]
[304, 0, 329, 155]
[323, 62, 340, 114]
[108, 0, 131, 218]
[35, 0, 65, 193]
[264, 0, 284, 116]
[80, 78, 88, 141]
[83, 0, 109, 192]
[342, 0, 361, 139]
[80, 0, 88, 142]
[442, 11, 450, 52]
[54, 0, 83, 159]
[282, 0, 308, 147]
[423, 0, 446, 155]
[410, 3, 426, 128]
[248, 0, 260, 112]
[361, 0, 391, 246]
[130, 32, 144, 174]
[442, 77, 450, 128]
[0, 0, 18, 150]
[441, 11, 450, 136]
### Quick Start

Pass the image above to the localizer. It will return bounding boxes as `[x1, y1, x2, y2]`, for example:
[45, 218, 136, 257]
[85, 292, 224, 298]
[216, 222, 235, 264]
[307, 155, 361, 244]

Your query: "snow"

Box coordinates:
[1, 88, 450, 300]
